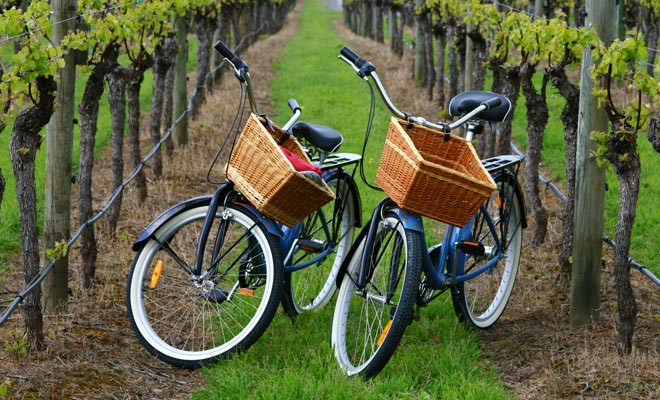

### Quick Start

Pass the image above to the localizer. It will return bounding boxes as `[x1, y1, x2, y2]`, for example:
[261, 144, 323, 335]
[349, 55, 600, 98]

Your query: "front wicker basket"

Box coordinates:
[375, 117, 496, 227]
[226, 113, 335, 227]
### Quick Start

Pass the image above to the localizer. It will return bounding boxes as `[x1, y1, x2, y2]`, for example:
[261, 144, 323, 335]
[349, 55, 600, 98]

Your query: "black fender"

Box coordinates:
[132, 189, 283, 252]
[132, 195, 213, 251]
[500, 169, 527, 229]
[334, 222, 370, 290]
[330, 170, 363, 228]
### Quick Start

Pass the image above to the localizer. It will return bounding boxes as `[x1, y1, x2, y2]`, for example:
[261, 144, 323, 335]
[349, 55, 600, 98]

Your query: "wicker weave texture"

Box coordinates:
[226, 113, 335, 227]
[375, 117, 496, 227]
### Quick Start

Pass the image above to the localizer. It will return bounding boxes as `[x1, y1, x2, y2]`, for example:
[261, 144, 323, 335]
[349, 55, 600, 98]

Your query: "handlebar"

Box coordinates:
[214, 41, 249, 82]
[214, 40, 301, 130]
[339, 45, 506, 135]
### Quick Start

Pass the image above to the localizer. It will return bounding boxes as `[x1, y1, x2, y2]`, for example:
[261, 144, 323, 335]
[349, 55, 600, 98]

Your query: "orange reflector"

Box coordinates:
[149, 260, 164, 289]
[496, 197, 505, 210]
[239, 288, 254, 297]
[377, 320, 393, 346]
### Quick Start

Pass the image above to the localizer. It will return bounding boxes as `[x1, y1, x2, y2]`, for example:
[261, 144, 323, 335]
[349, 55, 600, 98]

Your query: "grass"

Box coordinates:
[195, 298, 509, 399]
[194, 0, 511, 398]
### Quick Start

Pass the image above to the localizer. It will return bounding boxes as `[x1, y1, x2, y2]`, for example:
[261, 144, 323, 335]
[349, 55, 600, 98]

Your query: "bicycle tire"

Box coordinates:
[451, 173, 523, 329]
[331, 211, 422, 378]
[285, 172, 358, 313]
[127, 202, 283, 368]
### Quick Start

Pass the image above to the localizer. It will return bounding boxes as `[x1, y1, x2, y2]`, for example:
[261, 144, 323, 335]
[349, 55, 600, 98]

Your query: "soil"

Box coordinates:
[2, 2, 660, 399]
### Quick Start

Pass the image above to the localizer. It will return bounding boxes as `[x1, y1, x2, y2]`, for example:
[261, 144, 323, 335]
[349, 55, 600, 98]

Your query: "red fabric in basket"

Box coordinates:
[279, 145, 322, 177]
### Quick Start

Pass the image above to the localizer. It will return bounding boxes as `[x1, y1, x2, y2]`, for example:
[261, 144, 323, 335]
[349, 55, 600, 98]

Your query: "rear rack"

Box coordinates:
[315, 152, 362, 171]
[481, 155, 524, 174]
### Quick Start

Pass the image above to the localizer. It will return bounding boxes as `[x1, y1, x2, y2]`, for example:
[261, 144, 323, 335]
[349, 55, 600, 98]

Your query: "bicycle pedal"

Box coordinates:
[457, 241, 485, 257]
[298, 239, 326, 253]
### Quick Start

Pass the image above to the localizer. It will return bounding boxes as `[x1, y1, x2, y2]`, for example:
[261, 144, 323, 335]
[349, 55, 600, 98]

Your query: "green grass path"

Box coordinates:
[192, 0, 512, 398]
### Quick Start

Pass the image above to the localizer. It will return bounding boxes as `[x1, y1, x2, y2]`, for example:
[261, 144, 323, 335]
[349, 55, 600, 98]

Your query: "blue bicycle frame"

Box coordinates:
[278, 153, 362, 273]
[355, 154, 524, 292]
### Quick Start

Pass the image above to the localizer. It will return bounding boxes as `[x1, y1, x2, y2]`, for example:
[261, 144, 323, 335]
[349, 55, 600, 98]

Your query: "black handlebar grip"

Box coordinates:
[340, 46, 376, 78]
[214, 40, 248, 73]
[482, 97, 502, 110]
[340, 46, 367, 68]
[288, 98, 301, 113]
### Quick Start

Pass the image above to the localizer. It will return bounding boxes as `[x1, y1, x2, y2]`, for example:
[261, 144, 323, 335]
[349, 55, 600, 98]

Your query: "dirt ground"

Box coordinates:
[2, 1, 660, 398]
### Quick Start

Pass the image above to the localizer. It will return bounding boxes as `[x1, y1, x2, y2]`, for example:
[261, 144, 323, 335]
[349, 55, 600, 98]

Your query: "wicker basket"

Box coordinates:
[375, 117, 496, 227]
[226, 113, 335, 227]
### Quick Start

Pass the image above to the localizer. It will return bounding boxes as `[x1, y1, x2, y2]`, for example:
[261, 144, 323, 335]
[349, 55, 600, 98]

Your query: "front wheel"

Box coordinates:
[331, 211, 422, 378]
[451, 173, 523, 329]
[127, 202, 283, 368]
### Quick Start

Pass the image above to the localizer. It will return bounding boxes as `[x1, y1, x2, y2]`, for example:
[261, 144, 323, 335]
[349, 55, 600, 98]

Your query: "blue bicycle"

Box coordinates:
[331, 46, 526, 378]
[126, 41, 361, 368]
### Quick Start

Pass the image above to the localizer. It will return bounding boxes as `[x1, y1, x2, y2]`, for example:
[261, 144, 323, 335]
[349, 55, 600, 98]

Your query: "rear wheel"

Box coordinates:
[285, 173, 358, 313]
[331, 212, 422, 378]
[451, 174, 523, 329]
[127, 202, 283, 368]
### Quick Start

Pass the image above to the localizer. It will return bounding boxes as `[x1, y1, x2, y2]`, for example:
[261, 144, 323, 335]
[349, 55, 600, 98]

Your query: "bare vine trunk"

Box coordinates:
[128, 66, 150, 203]
[9, 76, 56, 351]
[547, 56, 580, 277]
[191, 12, 218, 119]
[373, 0, 384, 42]
[490, 63, 521, 156]
[361, 0, 372, 38]
[162, 58, 175, 157]
[520, 62, 549, 247]
[105, 67, 129, 237]
[447, 24, 466, 103]
[605, 119, 640, 354]
[611, 164, 639, 354]
[213, 13, 231, 86]
[78, 45, 117, 288]
[150, 36, 178, 177]
[434, 22, 447, 111]
[468, 30, 487, 92]
[390, 5, 404, 57]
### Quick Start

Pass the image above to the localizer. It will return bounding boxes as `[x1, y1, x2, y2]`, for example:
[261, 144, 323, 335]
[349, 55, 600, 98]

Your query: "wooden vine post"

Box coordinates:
[570, 0, 615, 325]
[42, 0, 76, 312]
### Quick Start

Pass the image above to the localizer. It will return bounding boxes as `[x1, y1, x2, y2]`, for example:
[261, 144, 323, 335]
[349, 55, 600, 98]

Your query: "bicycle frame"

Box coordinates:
[281, 156, 362, 272]
[354, 155, 524, 293]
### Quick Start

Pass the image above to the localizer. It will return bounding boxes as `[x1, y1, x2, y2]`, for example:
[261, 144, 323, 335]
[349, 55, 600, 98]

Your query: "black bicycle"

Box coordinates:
[126, 41, 361, 368]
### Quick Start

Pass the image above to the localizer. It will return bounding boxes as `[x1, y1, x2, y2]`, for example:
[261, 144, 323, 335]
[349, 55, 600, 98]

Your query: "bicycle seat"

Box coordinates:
[290, 121, 343, 153]
[448, 91, 511, 123]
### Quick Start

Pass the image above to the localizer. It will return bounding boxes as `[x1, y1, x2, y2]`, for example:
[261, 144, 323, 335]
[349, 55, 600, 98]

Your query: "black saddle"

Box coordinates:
[448, 91, 512, 122]
[290, 121, 344, 153]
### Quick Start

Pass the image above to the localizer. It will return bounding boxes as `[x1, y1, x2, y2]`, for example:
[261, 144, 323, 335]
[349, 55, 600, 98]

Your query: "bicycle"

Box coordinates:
[126, 41, 361, 368]
[330, 46, 526, 378]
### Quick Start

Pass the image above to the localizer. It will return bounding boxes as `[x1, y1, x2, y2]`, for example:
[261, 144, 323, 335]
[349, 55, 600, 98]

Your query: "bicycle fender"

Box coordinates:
[335, 223, 369, 289]
[132, 195, 213, 251]
[236, 202, 282, 237]
[343, 173, 363, 227]
[496, 170, 528, 229]
[391, 208, 424, 233]
[323, 170, 363, 227]
[132, 195, 283, 252]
